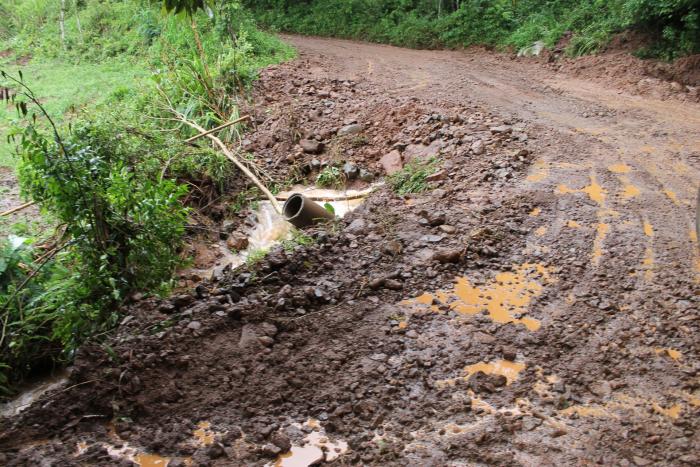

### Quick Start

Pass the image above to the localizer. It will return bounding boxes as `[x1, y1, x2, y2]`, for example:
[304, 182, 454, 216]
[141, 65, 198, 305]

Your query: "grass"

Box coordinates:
[316, 165, 343, 188]
[388, 157, 439, 195]
[0, 59, 147, 168]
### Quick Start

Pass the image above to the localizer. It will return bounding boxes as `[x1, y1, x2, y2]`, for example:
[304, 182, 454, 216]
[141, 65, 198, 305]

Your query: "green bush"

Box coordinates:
[246, 0, 700, 59]
[0, 78, 190, 391]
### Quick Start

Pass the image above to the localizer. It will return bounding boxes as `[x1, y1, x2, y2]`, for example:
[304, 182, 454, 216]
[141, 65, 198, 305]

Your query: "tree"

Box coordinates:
[162, 0, 212, 16]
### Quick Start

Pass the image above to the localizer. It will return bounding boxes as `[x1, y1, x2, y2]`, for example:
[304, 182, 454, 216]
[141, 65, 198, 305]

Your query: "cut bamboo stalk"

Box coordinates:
[184, 115, 251, 143]
[1, 201, 35, 217]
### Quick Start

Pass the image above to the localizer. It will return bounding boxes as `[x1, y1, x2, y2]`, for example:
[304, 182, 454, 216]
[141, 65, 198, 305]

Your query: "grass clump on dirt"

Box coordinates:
[388, 157, 439, 195]
[247, 0, 700, 60]
[0, 0, 294, 396]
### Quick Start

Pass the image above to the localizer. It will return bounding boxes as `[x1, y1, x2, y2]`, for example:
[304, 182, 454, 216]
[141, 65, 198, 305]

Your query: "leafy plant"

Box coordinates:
[388, 157, 439, 195]
[316, 165, 343, 188]
[281, 228, 315, 252]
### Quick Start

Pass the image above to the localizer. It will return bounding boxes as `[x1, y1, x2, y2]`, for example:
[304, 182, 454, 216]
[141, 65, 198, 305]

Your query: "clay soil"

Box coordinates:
[1, 36, 699, 466]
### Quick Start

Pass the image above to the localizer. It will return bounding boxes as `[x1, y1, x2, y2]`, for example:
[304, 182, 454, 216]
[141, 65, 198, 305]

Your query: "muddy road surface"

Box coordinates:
[2, 36, 699, 466]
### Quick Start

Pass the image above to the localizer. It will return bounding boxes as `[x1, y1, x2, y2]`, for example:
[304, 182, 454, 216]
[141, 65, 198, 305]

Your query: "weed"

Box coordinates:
[281, 228, 315, 252]
[387, 157, 439, 195]
[245, 247, 269, 267]
[316, 166, 343, 188]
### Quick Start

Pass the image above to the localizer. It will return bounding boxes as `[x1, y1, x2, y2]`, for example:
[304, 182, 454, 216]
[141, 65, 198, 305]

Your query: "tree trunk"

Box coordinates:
[74, 0, 83, 41]
[59, 0, 66, 48]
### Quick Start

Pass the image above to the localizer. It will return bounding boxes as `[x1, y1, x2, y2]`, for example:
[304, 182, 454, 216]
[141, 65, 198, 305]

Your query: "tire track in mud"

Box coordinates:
[2, 36, 699, 466]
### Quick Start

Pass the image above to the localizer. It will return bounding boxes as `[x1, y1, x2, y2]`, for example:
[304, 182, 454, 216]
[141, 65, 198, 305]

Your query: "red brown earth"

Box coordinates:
[1, 35, 699, 466]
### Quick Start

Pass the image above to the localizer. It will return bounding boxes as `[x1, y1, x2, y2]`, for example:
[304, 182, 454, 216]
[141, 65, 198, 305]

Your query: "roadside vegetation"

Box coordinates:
[0, 0, 292, 395]
[248, 0, 700, 59]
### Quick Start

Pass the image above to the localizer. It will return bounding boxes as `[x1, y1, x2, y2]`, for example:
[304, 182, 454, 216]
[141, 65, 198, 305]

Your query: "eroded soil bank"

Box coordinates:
[1, 36, 699, 466]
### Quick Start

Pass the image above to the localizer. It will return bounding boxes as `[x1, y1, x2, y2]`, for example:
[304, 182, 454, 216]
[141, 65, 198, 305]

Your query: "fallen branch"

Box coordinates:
[1, 201, 35, 217]
[175, 114, 282, 214]
[184, 115, 251, 143]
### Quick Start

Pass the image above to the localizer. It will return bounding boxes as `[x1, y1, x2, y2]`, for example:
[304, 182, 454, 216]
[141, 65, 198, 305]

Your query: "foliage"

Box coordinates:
[388, 157, 438, 195]
[281, 228, 315, 252]
[315, 166, 343, 188]
[0, 74, 190, 390]
[247, 0, 700, 59]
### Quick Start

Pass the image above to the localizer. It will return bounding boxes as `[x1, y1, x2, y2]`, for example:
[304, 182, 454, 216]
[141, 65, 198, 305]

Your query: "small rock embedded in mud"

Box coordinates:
[426, 169, 447, 182]
[226, 234, 248, 251]
[433, 249, 461, 263]
[343, 162, 360, 180]
[471, 139, 485, 155]
[299, 139, 323, 154]
[187, 321, 202, 331]
[490, 125, 513, 134]
[439, 224, 457, 234]
[380, 240, 402, 256]
[379, 150, 403, 175]
[338, 123, 364, 136]
[384, 279, 403, 290]
[270, 432, 292, 452]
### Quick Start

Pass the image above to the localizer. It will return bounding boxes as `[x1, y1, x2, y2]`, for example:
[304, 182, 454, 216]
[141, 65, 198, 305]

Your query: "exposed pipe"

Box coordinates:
[283, 193, 335, 228]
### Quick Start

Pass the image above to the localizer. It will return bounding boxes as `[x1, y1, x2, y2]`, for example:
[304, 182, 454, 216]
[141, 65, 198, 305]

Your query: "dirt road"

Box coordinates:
[2, 35, 699, 466]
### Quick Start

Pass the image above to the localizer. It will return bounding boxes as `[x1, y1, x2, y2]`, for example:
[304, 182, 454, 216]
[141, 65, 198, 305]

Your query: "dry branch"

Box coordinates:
[184, 115, 251, 143]
[1, 201, 35, 217]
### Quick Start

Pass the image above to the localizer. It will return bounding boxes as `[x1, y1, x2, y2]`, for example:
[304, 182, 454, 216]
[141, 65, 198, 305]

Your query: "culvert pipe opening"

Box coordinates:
[283, 193, 335, 228]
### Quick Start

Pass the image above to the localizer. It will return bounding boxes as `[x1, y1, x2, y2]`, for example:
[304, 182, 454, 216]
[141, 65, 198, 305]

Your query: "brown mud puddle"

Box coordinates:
[403, 262, 553, 331]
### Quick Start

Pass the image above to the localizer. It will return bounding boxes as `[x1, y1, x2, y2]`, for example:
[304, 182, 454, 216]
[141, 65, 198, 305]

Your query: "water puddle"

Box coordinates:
[465, 360, 525, 385]
[75, 419, 224, 466]
[557, 175, 606, 206]
[190, 186, 371, 279]
[267, 419, 348, 467]
[193, 421, 216, 445]
[592, 222, 610, 265]
[0, 370, 69, 418]
[402, 263, 553, 331]
[608, 164, 631, 174]
[618, 177, 641, 199]
[654, 347, 682, 361]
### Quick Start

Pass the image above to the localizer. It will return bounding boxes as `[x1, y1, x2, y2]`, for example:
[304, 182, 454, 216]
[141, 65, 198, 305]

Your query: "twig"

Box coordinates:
[176, 114, 281, 214]
[184, 115, 250, 143]
[0, 201, 35, 217]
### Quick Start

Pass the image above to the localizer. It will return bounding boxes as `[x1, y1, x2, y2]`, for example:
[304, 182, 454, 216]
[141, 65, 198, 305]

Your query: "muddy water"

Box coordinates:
[0, 370, 68, 418]
[403, 263, 553, 331]
[267, 419, 348, 467]
[192, 186, 371, 279]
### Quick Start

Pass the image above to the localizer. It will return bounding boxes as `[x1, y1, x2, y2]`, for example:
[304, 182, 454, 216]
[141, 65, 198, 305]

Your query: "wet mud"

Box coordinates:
[1, 35, 699, 466]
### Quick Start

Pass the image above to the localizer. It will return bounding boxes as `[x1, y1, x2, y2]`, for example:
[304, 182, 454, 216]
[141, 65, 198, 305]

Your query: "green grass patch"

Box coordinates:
[0, 60, 147, 168]
[388, 157, 439, 195]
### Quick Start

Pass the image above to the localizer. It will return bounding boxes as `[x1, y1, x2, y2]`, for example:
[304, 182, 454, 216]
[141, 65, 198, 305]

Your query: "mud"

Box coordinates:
[1, 35, 699, 466]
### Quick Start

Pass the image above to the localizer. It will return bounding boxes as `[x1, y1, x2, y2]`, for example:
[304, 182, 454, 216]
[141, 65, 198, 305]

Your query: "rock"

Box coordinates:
[187, 321, 202, 331]
[343, 162, 360, 180]
[270, 432, 292, 453]
[433, 249, 461, 263]
[633, 456, 652, 466]
[227, 234, 249, 251]
[384, 279, 403, 290]
[380, 240, 402, 256]
[379, 150, 403, 175]
[420, 211, 446, 226]
[420, 234, 444, 243]
[299, 139, 323, 154]
[338, 123, 364, 136]
[346, 218, 367, 235]
[425, 170, 447, 182]
[502, 346, 517, 361]
[471, 140, 485, 155]
[439, 224, 456, 234]
[261, 444, 281, 457]
[207, 443, 225, 459]
[490, 125, 513, 134]
[368, 277, 385, 289]
[359, 169, 375, 182]
[172, 294, 195, 309]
